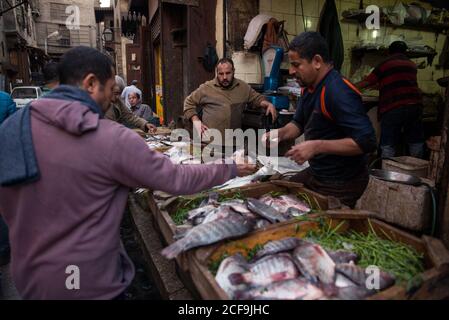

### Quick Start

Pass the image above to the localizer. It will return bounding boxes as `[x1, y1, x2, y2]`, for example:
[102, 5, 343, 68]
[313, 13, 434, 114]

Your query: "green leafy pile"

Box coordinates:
[306, 220, 425, 284]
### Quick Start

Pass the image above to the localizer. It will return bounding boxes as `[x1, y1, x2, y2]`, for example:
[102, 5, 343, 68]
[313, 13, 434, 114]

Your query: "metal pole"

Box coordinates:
[45, 38, 47, 55]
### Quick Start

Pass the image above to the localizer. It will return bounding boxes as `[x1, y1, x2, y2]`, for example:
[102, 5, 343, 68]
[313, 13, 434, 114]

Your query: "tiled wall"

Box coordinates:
[260, 0, 446, 94]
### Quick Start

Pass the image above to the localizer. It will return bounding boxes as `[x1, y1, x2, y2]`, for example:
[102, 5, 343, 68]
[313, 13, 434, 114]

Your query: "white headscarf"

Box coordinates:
[127, 86, 143, 107]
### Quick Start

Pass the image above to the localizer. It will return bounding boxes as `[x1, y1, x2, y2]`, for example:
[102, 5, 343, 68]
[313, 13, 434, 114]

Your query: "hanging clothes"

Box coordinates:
[318, 0, 344, 72]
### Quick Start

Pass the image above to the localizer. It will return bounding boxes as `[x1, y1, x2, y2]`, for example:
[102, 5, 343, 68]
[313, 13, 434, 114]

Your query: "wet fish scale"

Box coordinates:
[187, 204, 216, 221]
[326, 250, 358, 264]
[292, 242, 336, 285]
[202, 207, 236, 224]
[259, 195, 311, 215]
[278, 195, 311, 213]
[335, 263, 395, 291]
[161, 216, 255, 259]
[247, 198, 287, 223]
[235, 278, 325, 300]
[229, 253, 298, 287]
[253, 237, 304, 261]
[216, 254, 249, 299]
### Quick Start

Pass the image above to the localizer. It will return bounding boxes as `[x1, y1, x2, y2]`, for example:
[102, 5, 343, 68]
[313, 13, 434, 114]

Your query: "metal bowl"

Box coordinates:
[369, 169, 422, 186]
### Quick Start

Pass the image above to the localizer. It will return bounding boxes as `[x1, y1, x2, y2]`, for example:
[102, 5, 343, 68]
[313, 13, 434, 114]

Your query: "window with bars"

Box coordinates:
[50, 2, 69, 22]
[58, 25, 70, 46]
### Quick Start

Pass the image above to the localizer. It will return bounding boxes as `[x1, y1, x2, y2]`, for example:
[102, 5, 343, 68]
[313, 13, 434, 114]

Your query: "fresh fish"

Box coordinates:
[234, 278, 325, 300]
[255, 219, 271, 229]
[173, 225, 193, 240]
[326, 250, 359, 264]
[259, 194, 311, 216]
[229, 253, 299, 287]
[192, 215, 206, 226]
[336, 285, 373, 300]
[259, 195, 276, 206]
[215, 253, 249, 299]
[278, 195, 311, 213]
[221, 200, 252, 215]
[333, 273, 372, 300]
[186, 204, 216, 221]
[335, 263, 395, 291]
[252, 237, 305, 261]
[292, 242, 336, 285]
[205, 192, 219, 205]
[247, 198, 288, 223]
[201, 206, 237, 224]
[285, 207, 307, 218]
[335, 273, 358, 288]
[161, 216, 256, 259]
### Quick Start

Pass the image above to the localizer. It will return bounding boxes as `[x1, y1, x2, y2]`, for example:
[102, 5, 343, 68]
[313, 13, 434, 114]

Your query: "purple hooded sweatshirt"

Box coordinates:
[0, 98, 236, 300]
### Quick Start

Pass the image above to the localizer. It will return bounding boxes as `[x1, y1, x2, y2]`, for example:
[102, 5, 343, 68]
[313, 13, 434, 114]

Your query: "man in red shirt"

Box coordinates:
[356, 41, 424, 158]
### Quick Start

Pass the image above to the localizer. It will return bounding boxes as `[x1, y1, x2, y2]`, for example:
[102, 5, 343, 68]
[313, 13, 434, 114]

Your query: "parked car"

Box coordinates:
[10, 86, 43, 108]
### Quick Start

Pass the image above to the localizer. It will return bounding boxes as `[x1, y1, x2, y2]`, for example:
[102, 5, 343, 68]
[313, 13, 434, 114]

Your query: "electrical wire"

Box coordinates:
[300, 0, 306, 32]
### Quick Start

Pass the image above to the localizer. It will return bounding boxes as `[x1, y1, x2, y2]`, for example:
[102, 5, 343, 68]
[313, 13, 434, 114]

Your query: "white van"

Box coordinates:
[11, 86, 43, 108]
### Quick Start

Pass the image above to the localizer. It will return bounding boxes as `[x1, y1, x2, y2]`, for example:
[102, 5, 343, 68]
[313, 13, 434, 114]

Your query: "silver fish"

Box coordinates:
[326, 250, 359, 264]
[278, 195, 311, 213]
[285, 207, 307, 218]
[247, 198, 288, 223]
[215, 253, 249, 299]
[335, 273, 358, 288]
[252, 237, 305, 261]
[333, 272, 371, 300]
[173, 225, 193, 240]
[259, 195, 276, 206]
[235, 278, 325, 300]
[220, 200, 251, 214]
[186, 204, 216, 221]
[201, 206, 237, 224]
[259, 194, 311, 216]
[255, 219, 271, 229]
[336, 285, 372, 300]
[229, 253, 299, 287]
[292, 242, 336, 285]
[161, 216, 256, 259]
[335, 263, 395, 291]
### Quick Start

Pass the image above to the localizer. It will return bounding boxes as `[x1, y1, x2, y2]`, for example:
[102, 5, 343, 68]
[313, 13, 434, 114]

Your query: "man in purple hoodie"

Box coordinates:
[0, 46, 254, 300]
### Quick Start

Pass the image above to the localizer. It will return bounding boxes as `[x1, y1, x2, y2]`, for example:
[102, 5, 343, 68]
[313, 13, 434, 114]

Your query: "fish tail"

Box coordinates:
[228, 272, 247, 285]
[161, 239, 186, 259]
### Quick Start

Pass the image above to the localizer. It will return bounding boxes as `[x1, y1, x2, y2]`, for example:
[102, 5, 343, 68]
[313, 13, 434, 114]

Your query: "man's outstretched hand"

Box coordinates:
[236, 164, 257, 177]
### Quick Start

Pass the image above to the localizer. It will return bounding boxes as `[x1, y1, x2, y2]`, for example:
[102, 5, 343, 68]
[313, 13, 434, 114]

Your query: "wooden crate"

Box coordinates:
[187, 210, 449, 300]
[147, 181, 341, 272]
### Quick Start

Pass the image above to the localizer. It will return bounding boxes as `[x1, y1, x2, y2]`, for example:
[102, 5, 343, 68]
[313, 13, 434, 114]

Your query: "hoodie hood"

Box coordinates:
[31, 98, 99, 136]
[0, 85, 103, 186]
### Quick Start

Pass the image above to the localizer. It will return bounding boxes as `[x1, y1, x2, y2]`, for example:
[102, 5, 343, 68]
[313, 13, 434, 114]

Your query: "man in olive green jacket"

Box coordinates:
[183, 58, 277, 140]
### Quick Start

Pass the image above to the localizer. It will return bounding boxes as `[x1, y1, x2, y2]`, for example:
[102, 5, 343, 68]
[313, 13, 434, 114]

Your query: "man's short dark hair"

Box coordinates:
[43, 62, 59, 83]
[131, 80, 138, 85]
[58, 46, 114, 86]
[216, 58, 234, 70]
[389, 41, 408, 54]
[288, 32, 330, 63]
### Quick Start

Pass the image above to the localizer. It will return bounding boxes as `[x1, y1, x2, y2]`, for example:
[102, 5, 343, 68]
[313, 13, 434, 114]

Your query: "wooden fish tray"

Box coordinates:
[147, 181, 342, 272]
[187, 210, 449, 300]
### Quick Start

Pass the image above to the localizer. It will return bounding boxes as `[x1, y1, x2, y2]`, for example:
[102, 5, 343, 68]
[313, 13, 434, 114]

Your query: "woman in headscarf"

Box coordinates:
[105, 76, 157, 133]
[127, 86, 160, 126]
